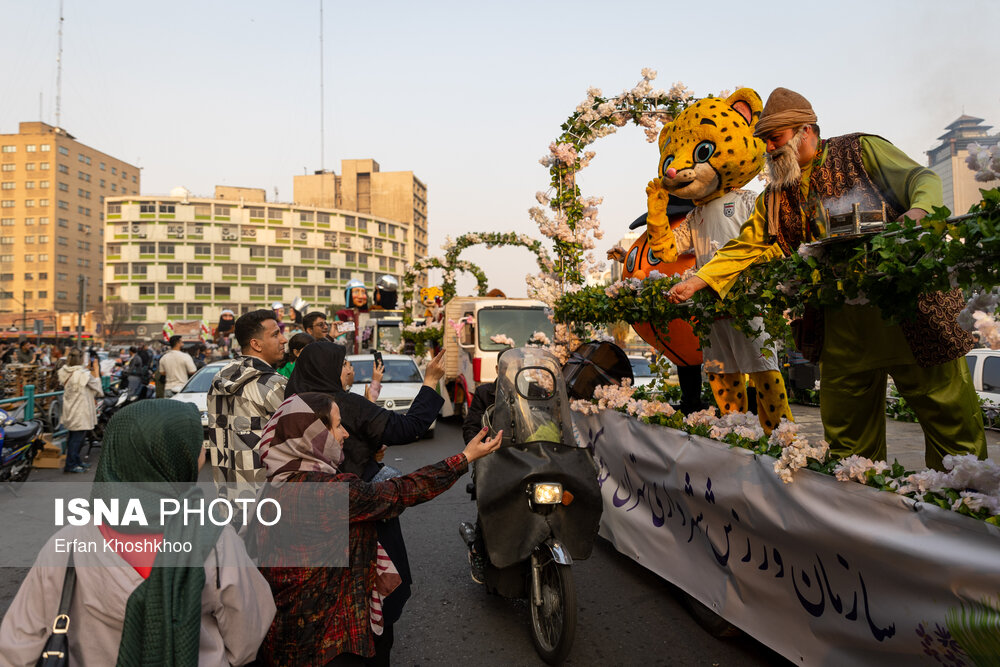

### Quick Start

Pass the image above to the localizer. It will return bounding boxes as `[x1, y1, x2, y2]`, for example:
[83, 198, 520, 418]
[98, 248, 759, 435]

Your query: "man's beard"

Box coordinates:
[765, 128, 805, 188]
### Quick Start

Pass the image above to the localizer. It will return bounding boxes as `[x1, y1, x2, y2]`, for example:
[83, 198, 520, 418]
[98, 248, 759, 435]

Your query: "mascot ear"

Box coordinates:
[657, 125, 673, 154]
[726, 88, 763, 127]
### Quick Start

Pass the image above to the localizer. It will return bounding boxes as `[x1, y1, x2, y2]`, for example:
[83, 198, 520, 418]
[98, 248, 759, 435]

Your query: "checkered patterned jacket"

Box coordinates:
[207, 355, 288, 482]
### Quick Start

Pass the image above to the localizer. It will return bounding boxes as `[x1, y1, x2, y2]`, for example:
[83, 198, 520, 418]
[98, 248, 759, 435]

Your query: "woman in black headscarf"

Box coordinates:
[284, 340, 446, 663]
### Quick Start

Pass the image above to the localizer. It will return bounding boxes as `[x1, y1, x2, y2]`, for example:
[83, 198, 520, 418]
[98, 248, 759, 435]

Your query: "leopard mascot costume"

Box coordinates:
[646, 88, 793, 433]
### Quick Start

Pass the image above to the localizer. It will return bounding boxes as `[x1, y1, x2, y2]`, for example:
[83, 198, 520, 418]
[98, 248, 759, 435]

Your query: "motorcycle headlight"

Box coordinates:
[532, 482, 563, 505]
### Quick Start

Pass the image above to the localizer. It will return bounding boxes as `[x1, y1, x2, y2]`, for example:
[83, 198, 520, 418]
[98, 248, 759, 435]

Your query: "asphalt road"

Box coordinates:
[383, 420, 785, 666]
[0, 421, 786, 666]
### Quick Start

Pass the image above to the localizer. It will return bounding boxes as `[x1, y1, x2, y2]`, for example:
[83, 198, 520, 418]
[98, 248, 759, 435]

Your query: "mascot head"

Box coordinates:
[657, 88, 764, 205]
[420, 285, 444, 308]
[344, 279, 369, 310]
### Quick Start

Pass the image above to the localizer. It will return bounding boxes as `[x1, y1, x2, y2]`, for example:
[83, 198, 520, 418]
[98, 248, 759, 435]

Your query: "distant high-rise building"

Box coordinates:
[0, 121, 139, 325]
[294, 159, 428, 262]
[927, 115, 1000, 215]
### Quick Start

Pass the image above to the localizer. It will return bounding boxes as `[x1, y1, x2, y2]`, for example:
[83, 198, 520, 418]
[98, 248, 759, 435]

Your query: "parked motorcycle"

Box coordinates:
[461, 347, 602, 664]
[0, 408, 45, 483]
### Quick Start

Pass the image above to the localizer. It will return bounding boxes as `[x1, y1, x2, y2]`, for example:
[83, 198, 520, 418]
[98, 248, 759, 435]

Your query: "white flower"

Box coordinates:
[489, 333, 515, 347]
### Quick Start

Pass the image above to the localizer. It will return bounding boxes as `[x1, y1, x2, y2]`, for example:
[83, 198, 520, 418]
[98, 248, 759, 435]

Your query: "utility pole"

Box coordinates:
[76, 274, 86, 348]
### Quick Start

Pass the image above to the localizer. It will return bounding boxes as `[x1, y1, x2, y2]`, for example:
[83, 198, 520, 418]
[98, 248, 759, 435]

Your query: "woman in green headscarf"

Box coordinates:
[0, 399, 276, 666]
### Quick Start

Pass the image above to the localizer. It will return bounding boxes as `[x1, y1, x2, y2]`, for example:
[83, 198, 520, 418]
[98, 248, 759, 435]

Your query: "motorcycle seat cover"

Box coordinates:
[3, 420, 41, 445]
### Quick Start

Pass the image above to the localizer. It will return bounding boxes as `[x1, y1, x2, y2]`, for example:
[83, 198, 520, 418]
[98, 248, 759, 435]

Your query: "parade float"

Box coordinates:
[520, 70, 1000, 664]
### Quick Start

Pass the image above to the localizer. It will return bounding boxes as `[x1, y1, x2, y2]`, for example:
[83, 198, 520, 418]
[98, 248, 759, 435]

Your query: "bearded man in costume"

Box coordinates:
[667, 87, 986, 470]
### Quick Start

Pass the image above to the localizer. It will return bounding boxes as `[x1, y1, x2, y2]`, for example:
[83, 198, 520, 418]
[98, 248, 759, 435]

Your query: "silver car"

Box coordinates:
[347, 353, 436, 438]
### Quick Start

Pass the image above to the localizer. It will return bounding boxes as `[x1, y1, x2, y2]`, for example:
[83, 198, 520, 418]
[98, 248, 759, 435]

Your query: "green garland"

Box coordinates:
[556, 188, 1000, 345]
[444, 231, 554, 274]
[400, 256, 489, 326]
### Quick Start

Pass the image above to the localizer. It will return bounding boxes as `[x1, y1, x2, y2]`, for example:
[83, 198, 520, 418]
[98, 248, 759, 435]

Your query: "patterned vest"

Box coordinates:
[767, 133, 973, 367]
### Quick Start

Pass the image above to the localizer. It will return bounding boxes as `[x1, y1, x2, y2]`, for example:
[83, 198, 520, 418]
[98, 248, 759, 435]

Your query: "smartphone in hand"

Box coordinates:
[373, 350, 383, 368]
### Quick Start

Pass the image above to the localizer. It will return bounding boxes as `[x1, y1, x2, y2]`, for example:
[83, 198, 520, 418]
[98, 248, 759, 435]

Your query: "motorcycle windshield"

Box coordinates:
[493, 348, 578, 448]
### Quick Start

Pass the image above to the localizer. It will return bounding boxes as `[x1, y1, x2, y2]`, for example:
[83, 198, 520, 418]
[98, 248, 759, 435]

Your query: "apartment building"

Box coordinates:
[104, 187, 414, 331]
[293, 158, 428, 262]
[0, 121, 139, 324]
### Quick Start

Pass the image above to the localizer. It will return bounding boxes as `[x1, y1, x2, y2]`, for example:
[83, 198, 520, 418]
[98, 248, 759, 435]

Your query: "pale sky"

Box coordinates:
[2, 0, 998, 297]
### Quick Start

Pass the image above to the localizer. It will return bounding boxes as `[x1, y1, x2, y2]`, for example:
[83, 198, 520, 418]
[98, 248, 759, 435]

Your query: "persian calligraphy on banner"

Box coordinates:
[573, 410, 1000, 666]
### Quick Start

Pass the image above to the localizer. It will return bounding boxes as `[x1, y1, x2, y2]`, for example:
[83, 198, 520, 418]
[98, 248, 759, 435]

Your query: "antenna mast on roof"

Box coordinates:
[55, 0, 64, 128]
[319, 0, 325, 174]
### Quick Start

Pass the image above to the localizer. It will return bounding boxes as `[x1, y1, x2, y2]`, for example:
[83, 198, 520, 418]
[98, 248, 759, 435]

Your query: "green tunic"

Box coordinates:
[696, 136, 941, 375]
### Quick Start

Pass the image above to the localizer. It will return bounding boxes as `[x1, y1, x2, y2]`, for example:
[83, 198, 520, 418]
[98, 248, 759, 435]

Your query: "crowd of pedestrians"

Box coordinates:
[0, 308, 493, 665]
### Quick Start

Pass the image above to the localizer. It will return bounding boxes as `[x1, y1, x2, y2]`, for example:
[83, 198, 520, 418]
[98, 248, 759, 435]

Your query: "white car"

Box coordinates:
[347, 353, 436, 438]
[965, 348, 1000, 407]
[169, 360, 229, 435]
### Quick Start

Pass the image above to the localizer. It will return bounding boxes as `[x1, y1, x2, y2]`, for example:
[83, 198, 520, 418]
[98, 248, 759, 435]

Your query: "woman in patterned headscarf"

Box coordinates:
[0, 399, 275, 666]
[255, 392, 501, 666]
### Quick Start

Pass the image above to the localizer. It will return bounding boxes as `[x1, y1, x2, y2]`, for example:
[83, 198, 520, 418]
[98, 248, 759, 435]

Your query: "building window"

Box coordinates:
[215, 285, 230, 298]
[299, 211, 314, 222]
[268, 208, 283, 220]
[39, 180, 49, 188]
[56, 291, 67, 300]
[300, 248, 315, 260]
[0, 218, 12, 226]
[1, 201, 14, 208]
[139, 243, 155, 254]
[194, 284, 211, 295]
[293, 267, 309, 279]
[158, 243, 175, 255]
[165, 263, 183, 275]
[58, 146, 69, 156]
[40, 162, 49, 170]
[1, 164, 14, 172]
[107, 203, 121, 214]
[276, 266, 290, 278]
[344, 251, 356, 263]
[131, 263, 147, 275]
[40, 144, 50, 152]
[139, 203, 155, 213]
[249, 284, 265, 297]
[138, 283, 155, 296]
[58, 164, 68, 174]
[187, 264, 203, 276]
[249, 246, 265, 258]
[194, 244, 211, 255]
[317, 249, 330, 262]
[248, 207, 264, 218]
[268, 246, 283, 258]
[167, 304, 184, 316]
[1, 146, 15, 153]
[241, 265, 257, 278]
[1, 183, 15, 190]
[186, 304, 202, 316]
[159, 203, 175, 213]
[268, 285, 282, 298]
[159, 284, 175, 296]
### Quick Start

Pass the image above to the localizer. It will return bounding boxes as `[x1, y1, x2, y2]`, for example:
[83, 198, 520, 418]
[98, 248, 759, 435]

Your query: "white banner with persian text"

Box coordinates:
[573, 410, 1000, 666]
